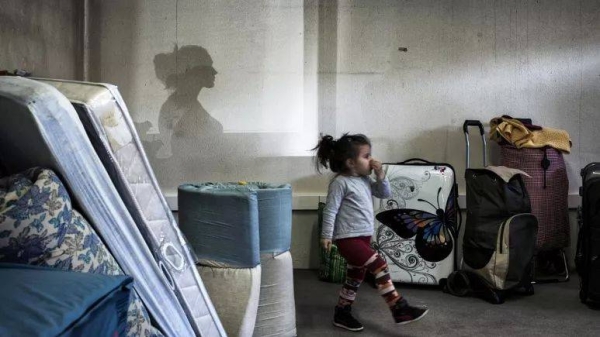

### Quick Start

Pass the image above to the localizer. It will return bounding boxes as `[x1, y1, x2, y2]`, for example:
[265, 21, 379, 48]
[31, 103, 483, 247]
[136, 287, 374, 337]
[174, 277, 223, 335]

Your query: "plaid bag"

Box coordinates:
[500, 145, 570, 251]
[317, 202, 347, 283]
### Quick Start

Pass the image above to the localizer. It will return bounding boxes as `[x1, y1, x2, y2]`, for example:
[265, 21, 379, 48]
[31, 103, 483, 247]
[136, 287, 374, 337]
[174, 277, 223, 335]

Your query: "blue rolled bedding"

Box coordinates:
[251, 182, 293, 255]
[179, 183, 261, 268]
[178, 182, 292, 267]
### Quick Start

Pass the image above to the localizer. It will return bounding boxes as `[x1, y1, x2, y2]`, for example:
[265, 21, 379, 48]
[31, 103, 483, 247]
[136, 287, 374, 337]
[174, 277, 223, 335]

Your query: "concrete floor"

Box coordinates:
[293, 269, 600, 337]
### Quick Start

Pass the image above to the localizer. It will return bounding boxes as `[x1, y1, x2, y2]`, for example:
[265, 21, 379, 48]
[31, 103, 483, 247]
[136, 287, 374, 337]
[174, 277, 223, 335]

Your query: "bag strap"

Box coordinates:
[541, 148, 550, 188]
[443, 271, 471, 297]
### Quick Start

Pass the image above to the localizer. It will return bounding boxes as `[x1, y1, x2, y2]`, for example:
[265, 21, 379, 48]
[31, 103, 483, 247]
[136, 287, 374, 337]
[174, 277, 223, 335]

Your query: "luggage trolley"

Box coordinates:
[454, 120, 537, 304]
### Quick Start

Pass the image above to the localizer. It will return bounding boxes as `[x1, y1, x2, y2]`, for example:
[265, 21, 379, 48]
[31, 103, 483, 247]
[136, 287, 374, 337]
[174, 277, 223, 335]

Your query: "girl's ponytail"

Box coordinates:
[312, 133, 371, 174]
[313, 134, 336, 173]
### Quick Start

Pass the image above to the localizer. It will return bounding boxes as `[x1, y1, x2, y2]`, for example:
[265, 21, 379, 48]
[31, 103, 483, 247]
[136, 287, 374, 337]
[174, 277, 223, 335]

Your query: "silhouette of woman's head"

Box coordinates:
[154, 45, 217, 93]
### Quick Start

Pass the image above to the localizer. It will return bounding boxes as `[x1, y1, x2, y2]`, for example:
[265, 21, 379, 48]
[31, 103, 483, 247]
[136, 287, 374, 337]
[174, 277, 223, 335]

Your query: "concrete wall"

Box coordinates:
[83, 0, 323, 197]
[0, 0, 83, 79]
[83, 0, 600, 191]
[2, 0, 600, 270]
[84, 0, 600, 270]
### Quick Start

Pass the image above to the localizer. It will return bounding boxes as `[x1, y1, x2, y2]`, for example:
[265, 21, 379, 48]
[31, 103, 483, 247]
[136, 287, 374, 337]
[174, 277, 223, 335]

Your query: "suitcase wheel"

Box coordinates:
[523, 284, 535, 296]
[580, 289, 587, 303]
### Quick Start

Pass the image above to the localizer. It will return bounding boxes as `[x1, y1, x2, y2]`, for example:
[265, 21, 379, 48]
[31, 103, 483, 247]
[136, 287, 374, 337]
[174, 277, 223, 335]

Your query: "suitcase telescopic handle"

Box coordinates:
[396, 158, 433, 165]
[463, 120, 488, 168]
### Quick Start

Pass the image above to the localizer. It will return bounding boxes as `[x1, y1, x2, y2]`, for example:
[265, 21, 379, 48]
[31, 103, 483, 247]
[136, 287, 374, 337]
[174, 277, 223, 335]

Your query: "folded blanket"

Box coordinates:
[489, 116, 572, 153]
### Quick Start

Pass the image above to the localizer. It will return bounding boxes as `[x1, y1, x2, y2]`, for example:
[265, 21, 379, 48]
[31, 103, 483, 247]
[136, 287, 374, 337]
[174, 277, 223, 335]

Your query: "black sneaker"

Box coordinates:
[391, 299, 429, 325]
[333, 305, 364, 331]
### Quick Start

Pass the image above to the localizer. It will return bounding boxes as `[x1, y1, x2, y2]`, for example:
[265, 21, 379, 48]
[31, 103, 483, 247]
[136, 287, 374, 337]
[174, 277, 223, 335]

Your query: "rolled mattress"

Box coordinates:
[179, 183, 260, 268]
[35, 78, 225, 337]
[0, 77, 194, 337]
[179, 182, 292, 265]
[250, 182, 293, 255]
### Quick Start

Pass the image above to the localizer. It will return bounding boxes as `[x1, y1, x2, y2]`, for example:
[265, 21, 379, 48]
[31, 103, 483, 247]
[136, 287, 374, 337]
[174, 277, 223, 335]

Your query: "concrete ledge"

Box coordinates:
[165, 193, 327, 211]
[165, 193, 582, 211]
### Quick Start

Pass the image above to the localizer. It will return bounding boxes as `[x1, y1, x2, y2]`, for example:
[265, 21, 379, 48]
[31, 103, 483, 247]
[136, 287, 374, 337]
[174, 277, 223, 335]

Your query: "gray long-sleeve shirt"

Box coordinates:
[321, 175, 391, 241]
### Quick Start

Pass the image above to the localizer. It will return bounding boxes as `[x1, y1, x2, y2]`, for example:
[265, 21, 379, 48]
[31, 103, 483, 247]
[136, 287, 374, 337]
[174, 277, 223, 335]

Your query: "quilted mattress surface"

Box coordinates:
[198, 265, 262, 337]
[254, 252, 297, 337]
[0, 77, 194, 337]
[36, 78, 226, 337]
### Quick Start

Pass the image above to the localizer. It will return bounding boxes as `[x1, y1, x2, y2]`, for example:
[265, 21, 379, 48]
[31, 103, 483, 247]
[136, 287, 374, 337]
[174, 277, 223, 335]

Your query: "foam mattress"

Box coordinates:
[198, 265, 261, 337]
[254, 252, 297, 337]
[36, 78, 226, 337]
[179, 183, 261, 268]
[178, 182, 292, 267]
[0, 77, 194, 337]
[250, 182, 293, 255]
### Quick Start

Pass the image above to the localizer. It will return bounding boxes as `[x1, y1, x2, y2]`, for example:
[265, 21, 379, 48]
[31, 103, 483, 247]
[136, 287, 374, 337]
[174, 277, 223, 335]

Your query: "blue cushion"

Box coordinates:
[0, 263, 132, 337]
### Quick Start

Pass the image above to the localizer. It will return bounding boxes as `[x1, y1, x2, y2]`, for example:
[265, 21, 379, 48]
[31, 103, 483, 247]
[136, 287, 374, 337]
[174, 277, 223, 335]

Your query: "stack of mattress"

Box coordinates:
[35, 78, 226, 337]
[0, 77, 225, 337]
[179, 182, 297, 337]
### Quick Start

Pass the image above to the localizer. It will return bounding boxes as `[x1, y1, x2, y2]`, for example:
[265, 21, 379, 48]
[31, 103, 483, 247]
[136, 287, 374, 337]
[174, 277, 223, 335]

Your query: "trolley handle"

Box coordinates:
[463, 120, 488, 168]
[463, 120, 484, 135]
[396, 158, 433, 165]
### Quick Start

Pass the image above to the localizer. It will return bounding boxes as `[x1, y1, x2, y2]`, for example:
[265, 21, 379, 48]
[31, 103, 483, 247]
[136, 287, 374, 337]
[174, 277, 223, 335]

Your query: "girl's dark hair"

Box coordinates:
[312, 133, 371, 173]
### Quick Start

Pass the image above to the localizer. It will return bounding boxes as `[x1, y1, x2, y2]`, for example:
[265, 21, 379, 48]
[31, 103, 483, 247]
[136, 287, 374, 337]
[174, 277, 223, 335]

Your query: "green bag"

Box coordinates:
[317, 202, 347, 283]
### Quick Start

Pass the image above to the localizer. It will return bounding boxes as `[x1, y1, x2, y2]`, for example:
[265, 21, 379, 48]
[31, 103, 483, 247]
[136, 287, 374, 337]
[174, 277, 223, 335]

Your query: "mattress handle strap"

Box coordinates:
[158, 260, 175, 290]
[161, 242, 186, 272]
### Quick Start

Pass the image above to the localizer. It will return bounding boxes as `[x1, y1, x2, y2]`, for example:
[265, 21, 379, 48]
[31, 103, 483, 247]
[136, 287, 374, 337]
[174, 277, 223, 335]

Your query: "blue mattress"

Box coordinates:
[178, 182, 292, 267]
[179, 183, 261, 268]
[250, 182, 292, 254]
[0, 77, 194, 336]
[0, 263, 131, 337]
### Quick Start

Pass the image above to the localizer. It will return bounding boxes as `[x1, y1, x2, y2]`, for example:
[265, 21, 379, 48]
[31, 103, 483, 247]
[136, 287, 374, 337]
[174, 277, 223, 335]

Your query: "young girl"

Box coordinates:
[314, 133, 428, 332]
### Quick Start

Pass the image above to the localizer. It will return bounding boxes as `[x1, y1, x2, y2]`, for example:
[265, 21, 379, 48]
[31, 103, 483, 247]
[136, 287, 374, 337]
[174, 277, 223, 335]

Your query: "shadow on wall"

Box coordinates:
[136, 45, 268, 185]
[137, 45, 222, 160]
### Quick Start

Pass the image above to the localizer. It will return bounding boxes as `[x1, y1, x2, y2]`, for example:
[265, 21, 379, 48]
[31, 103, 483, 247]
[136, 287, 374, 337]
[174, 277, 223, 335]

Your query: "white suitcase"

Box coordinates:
[372, 159, 460, 285]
